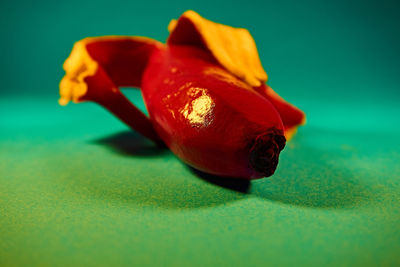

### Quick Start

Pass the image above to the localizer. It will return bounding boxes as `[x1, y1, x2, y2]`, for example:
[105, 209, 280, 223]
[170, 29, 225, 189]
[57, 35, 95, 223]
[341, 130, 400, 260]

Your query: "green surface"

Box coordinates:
[1, 0, 400, 266]
[1, 93, 400, 266]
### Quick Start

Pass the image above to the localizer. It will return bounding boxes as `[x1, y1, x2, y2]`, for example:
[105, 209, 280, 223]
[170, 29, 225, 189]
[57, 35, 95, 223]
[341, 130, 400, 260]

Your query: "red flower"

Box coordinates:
[59, 11, 305, 179]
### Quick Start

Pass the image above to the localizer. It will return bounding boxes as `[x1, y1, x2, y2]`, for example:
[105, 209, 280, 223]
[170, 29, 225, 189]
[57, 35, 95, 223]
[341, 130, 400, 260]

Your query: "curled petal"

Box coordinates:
[59, 36, 163, 105]
[168, 10, 267, 87]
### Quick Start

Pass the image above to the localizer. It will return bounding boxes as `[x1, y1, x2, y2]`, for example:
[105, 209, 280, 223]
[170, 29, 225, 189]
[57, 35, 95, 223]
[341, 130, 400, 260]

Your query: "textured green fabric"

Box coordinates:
[1, 94, 399, 266]
[1, 0, 400, 266]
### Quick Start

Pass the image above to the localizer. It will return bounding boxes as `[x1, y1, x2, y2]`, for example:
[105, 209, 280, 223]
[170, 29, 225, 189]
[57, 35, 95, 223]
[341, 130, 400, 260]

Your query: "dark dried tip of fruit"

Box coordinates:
[249, 131, 286, 177]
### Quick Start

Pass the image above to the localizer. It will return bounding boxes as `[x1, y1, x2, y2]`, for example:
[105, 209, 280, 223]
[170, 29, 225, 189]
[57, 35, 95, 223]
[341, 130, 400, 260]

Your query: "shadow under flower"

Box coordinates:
[188, 167, 251, 194]
[91, 130, 167, 157]
[79, 128, 379, 210]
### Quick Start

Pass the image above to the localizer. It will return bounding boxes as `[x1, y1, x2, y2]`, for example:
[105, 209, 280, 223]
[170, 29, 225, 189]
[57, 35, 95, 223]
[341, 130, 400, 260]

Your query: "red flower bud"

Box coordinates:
[59, 11, 305, 179]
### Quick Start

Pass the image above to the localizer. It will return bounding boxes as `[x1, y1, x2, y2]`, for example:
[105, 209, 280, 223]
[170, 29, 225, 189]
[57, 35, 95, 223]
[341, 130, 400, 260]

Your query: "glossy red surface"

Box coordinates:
[141, 45, 286, 179]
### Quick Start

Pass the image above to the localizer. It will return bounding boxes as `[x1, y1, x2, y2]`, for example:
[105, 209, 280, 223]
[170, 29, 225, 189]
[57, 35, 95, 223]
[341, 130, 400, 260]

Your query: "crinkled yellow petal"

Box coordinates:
[168, 10, 268, 87]
[59, 38, 98, 105]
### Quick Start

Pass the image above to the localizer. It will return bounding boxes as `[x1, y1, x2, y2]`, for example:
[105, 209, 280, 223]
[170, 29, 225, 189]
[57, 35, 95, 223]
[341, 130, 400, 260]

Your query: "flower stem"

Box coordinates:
[96, 89, 162, 145]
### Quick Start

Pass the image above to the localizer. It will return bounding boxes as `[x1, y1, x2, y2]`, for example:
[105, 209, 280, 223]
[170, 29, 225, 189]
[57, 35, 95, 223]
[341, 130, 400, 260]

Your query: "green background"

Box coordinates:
[1, 0, 399, 266]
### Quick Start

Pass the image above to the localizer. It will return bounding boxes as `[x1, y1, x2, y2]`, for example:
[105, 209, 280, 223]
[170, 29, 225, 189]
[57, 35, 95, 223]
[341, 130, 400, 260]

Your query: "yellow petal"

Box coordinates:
[168, 10, 268, 87]
[59, 38, 98, 105]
